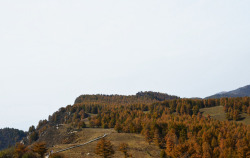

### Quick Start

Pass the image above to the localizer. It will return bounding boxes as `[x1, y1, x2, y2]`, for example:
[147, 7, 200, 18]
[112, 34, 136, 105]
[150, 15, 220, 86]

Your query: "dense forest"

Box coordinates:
[0, 128, 26, 150]
[47, 96, 250, 127]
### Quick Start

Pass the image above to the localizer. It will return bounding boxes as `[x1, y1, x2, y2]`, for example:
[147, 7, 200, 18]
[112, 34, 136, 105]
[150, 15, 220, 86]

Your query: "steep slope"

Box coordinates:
[206, 85, 250, 99]
[0, 128, 27, 150]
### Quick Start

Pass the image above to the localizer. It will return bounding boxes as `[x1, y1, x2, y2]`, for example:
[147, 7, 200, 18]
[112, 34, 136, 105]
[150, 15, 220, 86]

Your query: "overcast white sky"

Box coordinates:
[0, 0, 250, 131]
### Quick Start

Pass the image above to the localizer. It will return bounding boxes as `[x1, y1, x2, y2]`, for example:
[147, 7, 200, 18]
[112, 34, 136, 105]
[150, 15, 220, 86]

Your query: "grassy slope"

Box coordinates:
[200, 106, 250, 125]
[49, 128, 161, 158]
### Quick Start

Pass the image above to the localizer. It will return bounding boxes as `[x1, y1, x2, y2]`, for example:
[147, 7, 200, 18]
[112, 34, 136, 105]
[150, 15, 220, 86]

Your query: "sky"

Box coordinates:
[0, 0, 250, 131]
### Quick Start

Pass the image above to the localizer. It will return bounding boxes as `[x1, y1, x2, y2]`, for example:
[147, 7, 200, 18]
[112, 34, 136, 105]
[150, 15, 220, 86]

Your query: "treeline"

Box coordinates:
[0, 128, 26, 150]
[74, 91, 179, 105]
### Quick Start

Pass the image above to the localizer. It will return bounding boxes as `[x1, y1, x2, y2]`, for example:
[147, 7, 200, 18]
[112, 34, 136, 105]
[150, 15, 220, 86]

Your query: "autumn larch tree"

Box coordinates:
[14, 143, 27, 158]
[165, 136, 175, 157]
[95, 138, 114, 158]
[32, 142, 47, 158]
[144, 129, 152, 145]
[202, 142, 212, 158]
[119, 143, 130, 158]
[114, 122, 122, 133]
[153, 129, 162, 148]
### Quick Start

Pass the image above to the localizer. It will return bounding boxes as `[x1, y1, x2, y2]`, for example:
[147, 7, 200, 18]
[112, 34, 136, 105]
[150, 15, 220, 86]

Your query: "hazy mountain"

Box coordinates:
[206, 85, 250, 99]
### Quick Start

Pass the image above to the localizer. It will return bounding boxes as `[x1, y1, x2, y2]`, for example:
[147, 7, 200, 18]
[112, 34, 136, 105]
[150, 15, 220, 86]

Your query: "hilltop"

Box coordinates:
[74, 91, 179, 105]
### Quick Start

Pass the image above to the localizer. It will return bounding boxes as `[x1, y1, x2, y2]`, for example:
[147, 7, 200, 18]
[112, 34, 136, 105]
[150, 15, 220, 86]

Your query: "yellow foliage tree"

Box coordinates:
[95, 138, 114, 158]
[32, 142, 47, 158]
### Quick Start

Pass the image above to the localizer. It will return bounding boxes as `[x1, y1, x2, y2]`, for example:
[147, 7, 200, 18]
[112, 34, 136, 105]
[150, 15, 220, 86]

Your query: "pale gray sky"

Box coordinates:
[0, 0, 250, 131]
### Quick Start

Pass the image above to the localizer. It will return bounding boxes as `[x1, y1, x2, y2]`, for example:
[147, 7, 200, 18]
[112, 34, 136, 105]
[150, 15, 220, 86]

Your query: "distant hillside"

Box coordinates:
[74, 91, 179, 105]
[206, 85, 250, 99]
[0, 128, 27, 150]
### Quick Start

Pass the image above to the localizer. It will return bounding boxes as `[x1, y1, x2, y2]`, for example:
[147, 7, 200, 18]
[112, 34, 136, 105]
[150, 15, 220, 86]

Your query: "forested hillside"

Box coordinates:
[0, 128, 26, 150]
[18, 92, 249, 157]
[2, 92, 250, 157]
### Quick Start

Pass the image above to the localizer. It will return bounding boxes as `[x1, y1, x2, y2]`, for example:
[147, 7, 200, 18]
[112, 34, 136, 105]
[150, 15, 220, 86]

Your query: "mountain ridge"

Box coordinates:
[205, 85, 250, 99]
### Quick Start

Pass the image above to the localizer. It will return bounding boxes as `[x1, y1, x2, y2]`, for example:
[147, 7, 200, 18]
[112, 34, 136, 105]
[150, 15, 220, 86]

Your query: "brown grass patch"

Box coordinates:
[48, 128, 161, 158]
